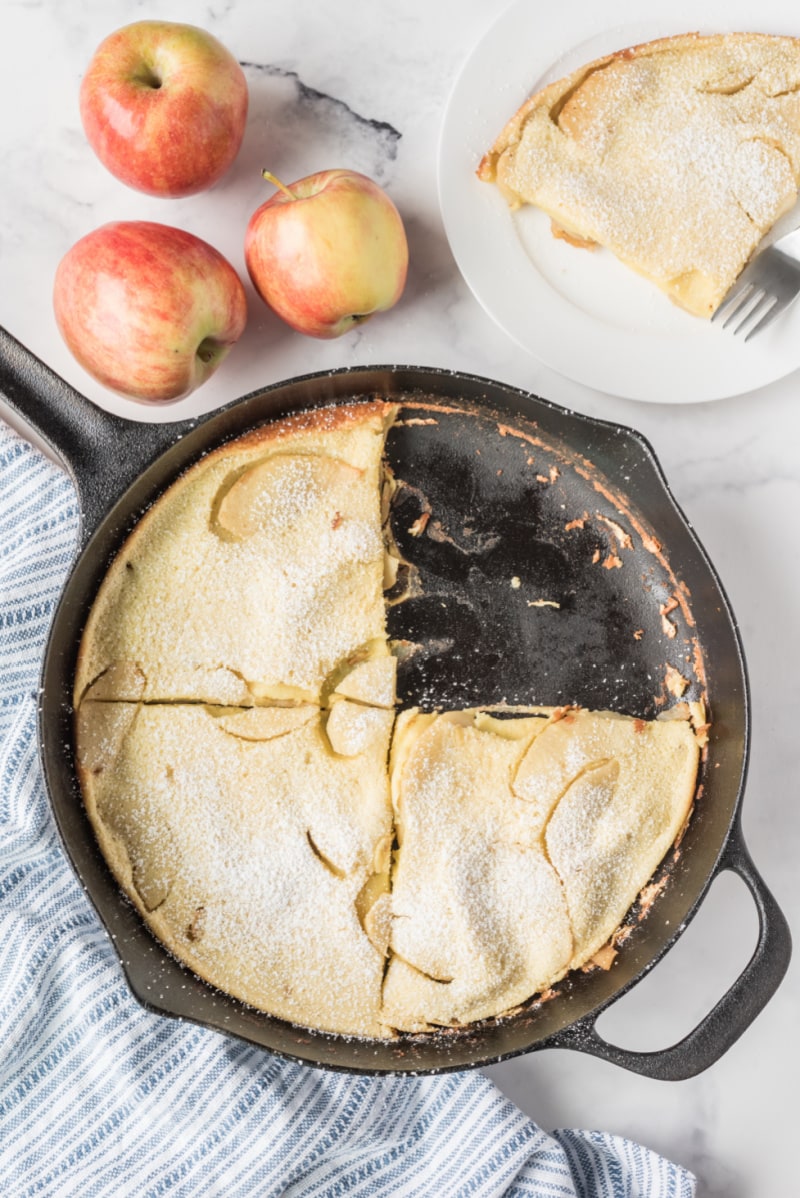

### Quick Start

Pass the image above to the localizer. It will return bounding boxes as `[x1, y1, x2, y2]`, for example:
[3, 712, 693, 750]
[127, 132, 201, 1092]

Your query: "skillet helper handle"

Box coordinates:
[551, 823, 791, 1080]
[0, 325, 185, 544]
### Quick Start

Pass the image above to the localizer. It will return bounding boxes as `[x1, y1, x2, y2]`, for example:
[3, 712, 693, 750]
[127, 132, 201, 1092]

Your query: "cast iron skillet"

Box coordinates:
[0, 325, 791, 1080]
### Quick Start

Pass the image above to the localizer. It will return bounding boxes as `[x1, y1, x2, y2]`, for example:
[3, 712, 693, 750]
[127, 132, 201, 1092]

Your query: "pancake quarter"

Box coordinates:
[76, 700, 395, 1038]
[382, 708, 698, 1031]
[75, 401, 398, 707]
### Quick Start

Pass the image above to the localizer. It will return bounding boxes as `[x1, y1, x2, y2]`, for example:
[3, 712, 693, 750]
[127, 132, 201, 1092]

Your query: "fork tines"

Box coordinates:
[713, 233, 800, 341]
[713, 281, 782, 340]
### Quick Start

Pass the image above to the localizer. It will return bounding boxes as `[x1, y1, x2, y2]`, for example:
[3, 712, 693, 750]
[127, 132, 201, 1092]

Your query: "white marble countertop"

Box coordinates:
[2, 2, 798, 1194]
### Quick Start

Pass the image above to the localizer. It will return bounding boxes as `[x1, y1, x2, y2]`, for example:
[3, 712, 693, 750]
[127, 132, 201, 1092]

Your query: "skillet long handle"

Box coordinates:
[547, 822, 791, 1080]
[0, 325, 187, 544]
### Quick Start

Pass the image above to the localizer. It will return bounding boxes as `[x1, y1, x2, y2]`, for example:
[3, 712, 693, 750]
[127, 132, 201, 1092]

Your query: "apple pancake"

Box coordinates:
[75, 401, 397, 707]
[477, 33, 800, 316]
[72, 401, 704, 1040]
[76, 700, 395, 1038]
[382, 707, 699, 1032]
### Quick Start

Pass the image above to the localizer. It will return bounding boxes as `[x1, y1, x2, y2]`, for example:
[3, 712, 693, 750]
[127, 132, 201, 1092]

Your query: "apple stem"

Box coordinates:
[262, 170, 298, 201]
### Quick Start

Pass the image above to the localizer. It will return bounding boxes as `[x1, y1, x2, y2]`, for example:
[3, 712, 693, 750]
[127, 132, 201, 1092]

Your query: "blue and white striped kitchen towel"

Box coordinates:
[0, 417, 696, 1198]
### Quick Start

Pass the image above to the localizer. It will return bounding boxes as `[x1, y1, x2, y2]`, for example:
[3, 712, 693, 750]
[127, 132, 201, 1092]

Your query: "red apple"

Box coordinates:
[80, 21, 248, 197]
[53, 221, 248, 402]
[244, 170, 408, 338]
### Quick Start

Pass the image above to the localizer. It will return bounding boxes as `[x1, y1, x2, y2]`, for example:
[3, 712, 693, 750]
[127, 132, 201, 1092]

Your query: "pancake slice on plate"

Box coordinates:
[382, 707, 699, 1032]
[76, 700, 395, 1037]
[478, 33, 800, 316]
[74, 401, 398, 707]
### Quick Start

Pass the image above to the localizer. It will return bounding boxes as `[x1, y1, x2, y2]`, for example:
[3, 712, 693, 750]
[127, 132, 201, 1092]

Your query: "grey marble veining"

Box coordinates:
[3, 3, 799, 1195]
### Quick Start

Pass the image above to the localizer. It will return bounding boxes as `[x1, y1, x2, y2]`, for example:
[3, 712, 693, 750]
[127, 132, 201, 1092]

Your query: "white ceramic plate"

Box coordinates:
[438, 0, 800, 402]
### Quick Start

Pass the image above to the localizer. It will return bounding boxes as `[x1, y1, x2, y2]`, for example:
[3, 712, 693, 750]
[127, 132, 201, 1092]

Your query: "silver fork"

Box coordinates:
[713, 226, 800, 341]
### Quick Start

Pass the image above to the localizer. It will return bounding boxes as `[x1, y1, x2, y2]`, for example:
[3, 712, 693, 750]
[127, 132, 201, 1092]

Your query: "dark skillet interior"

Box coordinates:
[39, 368, 747, 1073]
[385, 405, 702, 717]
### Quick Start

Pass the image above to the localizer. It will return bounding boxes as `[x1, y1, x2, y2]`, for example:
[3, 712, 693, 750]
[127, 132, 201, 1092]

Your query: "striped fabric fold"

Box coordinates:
[0, 418, 696, 1197]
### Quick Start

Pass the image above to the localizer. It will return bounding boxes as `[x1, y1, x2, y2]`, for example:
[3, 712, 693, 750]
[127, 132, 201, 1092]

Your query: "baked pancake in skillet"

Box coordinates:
[73, 401, 702, 1038]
